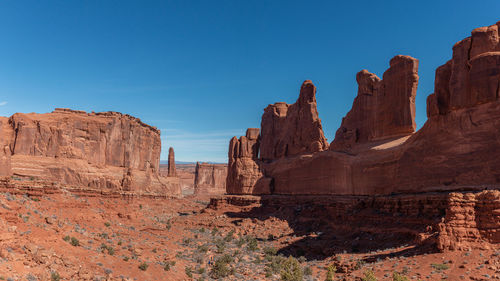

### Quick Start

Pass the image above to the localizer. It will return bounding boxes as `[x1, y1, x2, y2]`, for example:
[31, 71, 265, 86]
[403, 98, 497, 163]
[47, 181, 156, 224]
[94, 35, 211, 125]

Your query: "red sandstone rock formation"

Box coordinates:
[260, 80, 329, 161]
[437, 190, 500, 251]
[331, 55, 419, 151]
[168, 147, 176, 177]
[0, 108, 180, 196]
[194, 162, 227, 195]
[226, 128, 270, 195]
[226, 21, 500, 197]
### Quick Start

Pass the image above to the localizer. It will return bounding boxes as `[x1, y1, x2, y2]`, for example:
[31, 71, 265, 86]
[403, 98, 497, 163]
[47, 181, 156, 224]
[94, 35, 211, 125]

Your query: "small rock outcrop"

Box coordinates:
[331, 55, 419, 151]
[0, 108, 180, 196]
[194, 162, 227, 195]
[168, 147, 176, 177]
[437, 190, 500, 251]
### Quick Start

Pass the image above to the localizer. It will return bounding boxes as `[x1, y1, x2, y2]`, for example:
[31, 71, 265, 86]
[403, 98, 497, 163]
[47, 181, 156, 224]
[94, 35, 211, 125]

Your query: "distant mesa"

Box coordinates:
[0, 108, 180, 196]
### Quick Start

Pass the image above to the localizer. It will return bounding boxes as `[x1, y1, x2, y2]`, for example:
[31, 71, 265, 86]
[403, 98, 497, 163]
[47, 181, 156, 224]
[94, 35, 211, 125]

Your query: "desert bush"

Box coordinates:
[264, 246, 278, 257]
[197, 244, 209, 253]
[70, 237, 80, 247]
[138, 262, 149, 271]
[361, 270, 377, 281]
[63, 235, 70, 242]
[431, 263, 449, 271]
[104, 222, 111, 227]
[392, 272, 409, 281]
[51, 272, 60, 281]
[246, 236, 258, 251]
[210, 254, 234, 278]
[280, 256, 303, 281]
[325, 264, 336, 281]
[185, 266, 193, 278]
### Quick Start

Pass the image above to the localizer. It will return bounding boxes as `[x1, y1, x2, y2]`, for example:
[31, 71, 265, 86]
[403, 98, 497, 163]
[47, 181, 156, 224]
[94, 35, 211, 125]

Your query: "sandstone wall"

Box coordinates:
[330, 55, 419, 151]
[0, 108, 180, 196]
[226, 21, 500, 196]
[194, 162, 227, 195]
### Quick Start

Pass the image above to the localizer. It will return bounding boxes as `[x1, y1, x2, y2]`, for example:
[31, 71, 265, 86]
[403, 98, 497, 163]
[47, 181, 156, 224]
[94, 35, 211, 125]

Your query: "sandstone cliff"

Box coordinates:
[226, 21, 500, 196]
[331, 55, 419, 151]
[194, 162, 227, 195]
[0, 108, 180, 196]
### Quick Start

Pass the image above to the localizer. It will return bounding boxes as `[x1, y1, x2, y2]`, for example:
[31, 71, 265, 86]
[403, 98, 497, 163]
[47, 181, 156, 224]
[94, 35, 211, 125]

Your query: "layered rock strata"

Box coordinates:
[194, 162, 227, 195]
[0, 108, 180, 196]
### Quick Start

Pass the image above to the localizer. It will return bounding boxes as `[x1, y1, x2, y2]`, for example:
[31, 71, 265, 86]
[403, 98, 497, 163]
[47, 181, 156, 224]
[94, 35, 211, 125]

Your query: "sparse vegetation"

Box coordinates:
[104, 222, 111, 227]
[185, 266, 193, 278]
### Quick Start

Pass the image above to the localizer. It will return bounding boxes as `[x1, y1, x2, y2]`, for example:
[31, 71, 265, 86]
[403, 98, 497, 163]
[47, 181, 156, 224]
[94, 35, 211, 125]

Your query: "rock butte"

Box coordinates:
[0, 108, 180, 196]
[225, 21, 500, 250]
[194, 162, 227, 195]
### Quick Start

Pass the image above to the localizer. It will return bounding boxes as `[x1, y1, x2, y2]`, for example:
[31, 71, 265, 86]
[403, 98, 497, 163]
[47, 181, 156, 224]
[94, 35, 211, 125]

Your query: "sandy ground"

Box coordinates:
[0, 191, 498, 280]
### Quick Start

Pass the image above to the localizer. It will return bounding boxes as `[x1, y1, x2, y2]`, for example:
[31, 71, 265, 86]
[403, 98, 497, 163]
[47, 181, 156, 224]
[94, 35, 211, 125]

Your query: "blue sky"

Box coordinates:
[0, 1, 498, 163]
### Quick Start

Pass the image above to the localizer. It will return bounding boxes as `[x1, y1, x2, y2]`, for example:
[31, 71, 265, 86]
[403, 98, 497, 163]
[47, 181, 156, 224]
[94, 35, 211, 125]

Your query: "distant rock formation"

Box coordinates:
[226, 21, 500, 196]
[168, 147, 176, 177]
[0, 108, 180, 196]
[331, 55, 419, 151]
[194, 162, 227, 195]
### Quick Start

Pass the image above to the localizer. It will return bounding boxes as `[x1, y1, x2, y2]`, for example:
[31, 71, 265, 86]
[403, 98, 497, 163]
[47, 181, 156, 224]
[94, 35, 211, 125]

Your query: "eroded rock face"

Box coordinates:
[194, 162, 227, 195]
[226, 128, 271, 195]
[331, 55, 419, 151]
[260, 80, 329, 161]
[0, 108, 180, 196]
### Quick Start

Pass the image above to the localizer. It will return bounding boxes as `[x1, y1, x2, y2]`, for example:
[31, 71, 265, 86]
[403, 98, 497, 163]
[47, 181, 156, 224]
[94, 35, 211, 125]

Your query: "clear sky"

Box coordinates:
[0, 1, 498, 163]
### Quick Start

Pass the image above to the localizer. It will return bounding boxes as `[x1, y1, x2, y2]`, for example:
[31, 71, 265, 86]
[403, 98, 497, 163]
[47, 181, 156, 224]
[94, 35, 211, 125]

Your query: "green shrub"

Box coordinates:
[361, 270, 377, 281]
[51, 272, 60, 281]
[210, 254, 234, 278]
[104, 222, 111, 227]
[70, 237, 80, 247]
[63, 235, 70, 242]
[185, 266, 193, 278]
[264, 246, 278, 257]
[280, 256, 303, 281]
[325, 264, 336, 281]
[392, 272, 409, 281]
[304, 266, 312, 276]
[431, 263, 449, 271]
[246, 236, 258, 251]
[138, 262, 149, 271]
